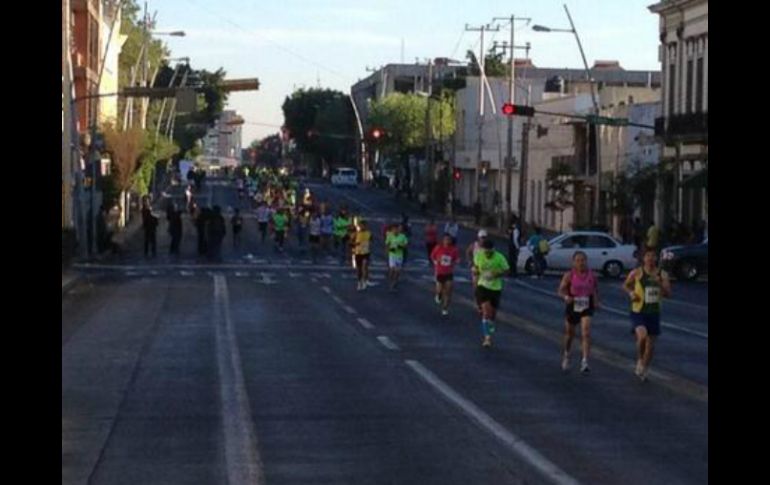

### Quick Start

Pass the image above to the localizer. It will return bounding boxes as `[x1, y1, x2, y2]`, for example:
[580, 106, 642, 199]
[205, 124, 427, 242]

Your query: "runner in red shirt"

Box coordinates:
[424, 218, 438, 265]
[431, 233, 461, 316]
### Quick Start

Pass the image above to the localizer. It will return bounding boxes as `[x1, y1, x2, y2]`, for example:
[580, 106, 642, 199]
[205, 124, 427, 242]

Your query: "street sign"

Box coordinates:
[586, 115, 629, 126]
[175, 88, 197, 113]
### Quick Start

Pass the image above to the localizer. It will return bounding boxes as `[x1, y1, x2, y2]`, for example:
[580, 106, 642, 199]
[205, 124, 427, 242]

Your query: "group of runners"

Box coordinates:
[235, 170, 674, 382]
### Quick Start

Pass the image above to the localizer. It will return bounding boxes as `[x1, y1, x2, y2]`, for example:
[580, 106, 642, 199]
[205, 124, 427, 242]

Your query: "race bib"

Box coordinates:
[359, 241, 370, 254]
[574, 296, 590, 312]
[440, 255, 452, 266]
[644, 287, 660, 304]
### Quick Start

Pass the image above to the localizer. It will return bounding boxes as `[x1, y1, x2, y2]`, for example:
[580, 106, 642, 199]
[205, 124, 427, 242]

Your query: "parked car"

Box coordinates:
[660, 238, 708, 280]
[331, 167, 358, 187]
[517, 231, 637, 278]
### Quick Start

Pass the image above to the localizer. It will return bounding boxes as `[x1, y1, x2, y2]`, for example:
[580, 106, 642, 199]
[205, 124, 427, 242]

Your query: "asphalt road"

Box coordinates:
[63, 177, 708, 485]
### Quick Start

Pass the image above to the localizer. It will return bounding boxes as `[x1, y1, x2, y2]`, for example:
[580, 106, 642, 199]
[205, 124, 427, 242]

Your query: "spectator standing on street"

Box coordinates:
[168, 204, 183, 256]
[207, 206, 226, 262]
[646, 222, 660, 253]
[419, 192, 428, 213]
[507, 218, 521, 278]
[474, 199, 483, 226]
[141, 197, 158, 258]
[195, 207, 209, 257]
[527, 227, 548, 278]
[231, 208, 243, 248]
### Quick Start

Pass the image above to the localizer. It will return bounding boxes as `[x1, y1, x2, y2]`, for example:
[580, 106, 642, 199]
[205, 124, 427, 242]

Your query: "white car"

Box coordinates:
[517, 231, 637, 278]
[331, 167, 358, 187]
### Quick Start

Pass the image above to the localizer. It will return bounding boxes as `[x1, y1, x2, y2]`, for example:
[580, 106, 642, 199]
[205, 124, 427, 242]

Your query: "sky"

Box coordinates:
[154, 0, 662, 146]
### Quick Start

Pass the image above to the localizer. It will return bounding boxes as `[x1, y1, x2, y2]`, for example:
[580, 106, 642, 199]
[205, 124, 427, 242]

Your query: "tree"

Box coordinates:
[466, 49, 508, 77]
[545, 162, 576, 233]
[133, 133, 180, 196]
[282, 88, 356, 174]
[103, 124, 146, 226]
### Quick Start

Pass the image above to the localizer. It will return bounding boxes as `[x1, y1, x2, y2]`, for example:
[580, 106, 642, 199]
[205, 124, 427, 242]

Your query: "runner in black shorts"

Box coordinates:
[431, 233, 461, 315]
[558, 251, 599, 373]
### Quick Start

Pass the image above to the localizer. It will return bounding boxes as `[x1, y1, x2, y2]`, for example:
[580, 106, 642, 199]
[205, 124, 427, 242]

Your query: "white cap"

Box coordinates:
[478, 229, 488, 238]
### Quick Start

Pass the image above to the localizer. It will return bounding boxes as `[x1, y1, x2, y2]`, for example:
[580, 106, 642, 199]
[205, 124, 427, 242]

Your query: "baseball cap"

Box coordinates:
[478, 229, 488, 238]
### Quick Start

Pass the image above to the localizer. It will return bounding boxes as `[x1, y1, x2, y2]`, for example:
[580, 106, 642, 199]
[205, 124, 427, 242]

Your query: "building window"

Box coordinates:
[668, 63, 676, 116]
[696, 57, 704, 113]
[686, 59, 693, 114]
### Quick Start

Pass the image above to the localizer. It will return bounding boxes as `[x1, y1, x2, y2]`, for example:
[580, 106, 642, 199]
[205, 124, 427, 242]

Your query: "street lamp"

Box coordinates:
[532, 4, 603, 226]
[152, 30, 186, 37]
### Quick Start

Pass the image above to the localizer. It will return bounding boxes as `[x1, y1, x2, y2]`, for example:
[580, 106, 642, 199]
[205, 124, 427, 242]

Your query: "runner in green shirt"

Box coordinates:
[473, 239, 510, 348]
[272, 209, 289, 252]
[333, 209, 352, 264]
[385, 224, 409, 291]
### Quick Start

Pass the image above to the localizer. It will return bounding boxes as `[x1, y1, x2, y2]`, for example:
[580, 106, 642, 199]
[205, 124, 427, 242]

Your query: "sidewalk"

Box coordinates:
[62, 272, 80, 295]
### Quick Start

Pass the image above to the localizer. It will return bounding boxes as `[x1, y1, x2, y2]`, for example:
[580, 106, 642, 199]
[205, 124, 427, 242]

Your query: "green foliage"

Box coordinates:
[545, 162, 576, 232]
[368, 92, 455, 153]
[466, 49, 508, 77]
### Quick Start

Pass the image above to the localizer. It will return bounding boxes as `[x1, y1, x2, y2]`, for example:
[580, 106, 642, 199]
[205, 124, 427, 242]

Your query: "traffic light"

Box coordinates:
[453, 168, 461, 181]
[501, 102, 535, 117]
[369, 127, 385, 141]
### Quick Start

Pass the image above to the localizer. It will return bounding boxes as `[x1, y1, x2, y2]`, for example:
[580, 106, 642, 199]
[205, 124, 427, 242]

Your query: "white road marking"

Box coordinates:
[377, 336, 400, 351]
[212, 275, 265, 484]
[405, 360, 580, 485]
[331, 295, 344, 305]
[342, 305, 357, 315]
[357, 318, 375, 329]
[321, 286, 331, 293]
[256, 273, 277, 285]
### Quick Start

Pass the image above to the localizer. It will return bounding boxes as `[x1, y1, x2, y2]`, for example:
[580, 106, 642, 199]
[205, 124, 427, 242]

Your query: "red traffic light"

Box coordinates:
[501, 103, 535, 117]
[453, 168, 461, 180]
[372, 128, 383, 139]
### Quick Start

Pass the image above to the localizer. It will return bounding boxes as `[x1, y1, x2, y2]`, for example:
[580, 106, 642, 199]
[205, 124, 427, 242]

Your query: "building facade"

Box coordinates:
[649, 0, 708, 236]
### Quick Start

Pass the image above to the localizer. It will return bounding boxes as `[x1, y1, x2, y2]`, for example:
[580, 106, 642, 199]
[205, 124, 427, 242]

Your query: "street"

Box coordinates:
[63, 179, 708, 484]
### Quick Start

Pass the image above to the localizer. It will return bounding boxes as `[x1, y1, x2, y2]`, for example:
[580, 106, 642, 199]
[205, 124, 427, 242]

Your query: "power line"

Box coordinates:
[184, 0, 353, 82]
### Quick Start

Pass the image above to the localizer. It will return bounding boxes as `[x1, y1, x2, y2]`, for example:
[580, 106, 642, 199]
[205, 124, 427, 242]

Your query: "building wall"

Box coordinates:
[98, 0, 126, 126]
[649, 0, 708, 233]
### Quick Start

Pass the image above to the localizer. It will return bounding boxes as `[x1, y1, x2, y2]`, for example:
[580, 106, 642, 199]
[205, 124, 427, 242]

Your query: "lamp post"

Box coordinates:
[533, 4, 603, 226]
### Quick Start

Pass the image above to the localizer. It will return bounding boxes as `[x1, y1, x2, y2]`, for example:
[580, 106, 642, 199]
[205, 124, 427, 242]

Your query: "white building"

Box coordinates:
[648, 0, 708, 233]
[203, 110, 243, 165]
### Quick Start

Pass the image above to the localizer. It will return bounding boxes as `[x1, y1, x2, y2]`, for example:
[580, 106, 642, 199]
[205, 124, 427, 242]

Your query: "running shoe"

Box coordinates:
[561, 353, 570, 371]
[580, 359, 590, 373]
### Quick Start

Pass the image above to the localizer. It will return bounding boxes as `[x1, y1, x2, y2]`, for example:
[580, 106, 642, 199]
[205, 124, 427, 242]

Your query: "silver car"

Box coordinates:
[517, 231, 637, 278]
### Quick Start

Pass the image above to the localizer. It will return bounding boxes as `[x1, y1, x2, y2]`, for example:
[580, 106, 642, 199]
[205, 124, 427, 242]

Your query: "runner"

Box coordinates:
[473, 239, 510, 348]
[353, 219, 372, 291]
[557, 251, 600, 373]
[466, 230, 488, 288]
[527, 227, 549, 279]
[308, 209, 322, 263]
[231, 208, 243, 248]
[431, 233, 461, 316]
[272, 208, 289, 252]
[320, 205, 335, 255]
[333, 208, 352, 264]
[424, 218, 438, 265]
[386, 223, 409, 291]
[623, 248, 671, 381]
[444, 217, 460, 245]
[256, 202, 272, 244]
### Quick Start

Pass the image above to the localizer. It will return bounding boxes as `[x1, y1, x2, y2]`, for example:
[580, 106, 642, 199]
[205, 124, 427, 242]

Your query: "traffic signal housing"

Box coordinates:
[501, 103, 535, 117]
[453, 168, 461, 181]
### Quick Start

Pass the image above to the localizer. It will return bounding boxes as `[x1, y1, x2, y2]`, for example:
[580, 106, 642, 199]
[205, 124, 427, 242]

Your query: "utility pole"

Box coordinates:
[518, 85, 532, 228]
[492, 15, 530, 228]
[423, 59, 433, 204]
[465, 23, 499, 213]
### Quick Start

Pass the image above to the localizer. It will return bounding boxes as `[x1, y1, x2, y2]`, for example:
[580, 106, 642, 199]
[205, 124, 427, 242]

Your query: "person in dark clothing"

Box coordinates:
[207, 205, 226, 262]
[141, 197, 158, 258]
[506, 218, 521, 278]
[195, 207, 209, 257]
[168, 205, 183, 256]
[401, 213, 412, 264]
[231, 208, 243, 248]
[474, 200, 483, 226]
[96, 204, 110, 254]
